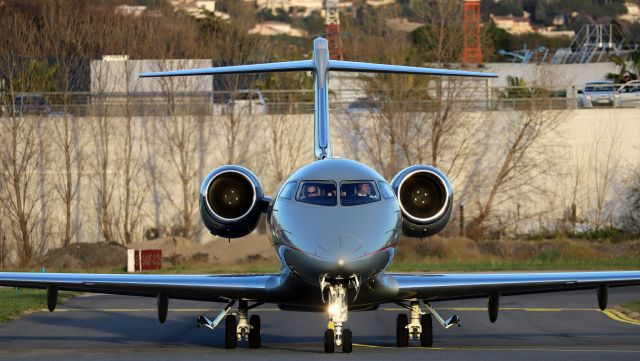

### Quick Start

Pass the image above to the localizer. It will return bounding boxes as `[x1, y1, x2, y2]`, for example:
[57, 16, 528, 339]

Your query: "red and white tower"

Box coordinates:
[324, 0, 343, 60]
[462, 0, 483, 64]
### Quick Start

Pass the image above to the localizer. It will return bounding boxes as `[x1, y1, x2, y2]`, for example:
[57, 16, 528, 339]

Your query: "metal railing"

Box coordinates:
[1, 85, 629, 117]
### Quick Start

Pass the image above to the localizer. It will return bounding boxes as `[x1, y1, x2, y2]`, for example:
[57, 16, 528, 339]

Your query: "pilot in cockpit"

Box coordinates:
[304, 184, 320, 198]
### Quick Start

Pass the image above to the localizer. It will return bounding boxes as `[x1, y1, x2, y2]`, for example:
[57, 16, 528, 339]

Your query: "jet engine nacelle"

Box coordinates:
[200, 165, 266, 238]
[390, 165, 453, 238]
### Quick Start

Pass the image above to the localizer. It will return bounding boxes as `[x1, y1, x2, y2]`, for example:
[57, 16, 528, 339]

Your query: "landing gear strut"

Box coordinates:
[395, 299, 459, 348]
[322, 282, 353, 353]
[197, 299, 263, 349]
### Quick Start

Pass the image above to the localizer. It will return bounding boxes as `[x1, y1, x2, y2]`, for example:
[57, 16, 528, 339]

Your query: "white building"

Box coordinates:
[115, 5, 147, 17]
[619, 1, 640, 23]
[170, 0, 230, 20]
[249, 21, 308, 37]
[253, 0, 395, 16]
[490, 13, 534, 35]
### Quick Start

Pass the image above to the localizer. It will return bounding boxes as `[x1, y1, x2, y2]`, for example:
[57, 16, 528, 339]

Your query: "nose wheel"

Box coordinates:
[324, 327, 352, 353]
[324, 329, 335, 353]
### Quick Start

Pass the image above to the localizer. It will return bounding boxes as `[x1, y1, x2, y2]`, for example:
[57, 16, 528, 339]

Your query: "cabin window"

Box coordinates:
[296, 181, 337, 206]
[340, 181, 380, 206]
[278, 181, 297, 200]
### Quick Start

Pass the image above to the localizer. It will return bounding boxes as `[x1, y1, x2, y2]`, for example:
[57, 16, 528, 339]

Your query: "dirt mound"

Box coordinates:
[397, 236, 482, 261]
[43, 242, 127, 269]
[129, 234, 275, 265]
[129, 236, 204, 259]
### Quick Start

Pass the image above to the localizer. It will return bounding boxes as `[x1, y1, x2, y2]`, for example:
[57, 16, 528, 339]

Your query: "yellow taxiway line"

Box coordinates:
[353, 344, 640, 353]
[55, 306, 640, 326]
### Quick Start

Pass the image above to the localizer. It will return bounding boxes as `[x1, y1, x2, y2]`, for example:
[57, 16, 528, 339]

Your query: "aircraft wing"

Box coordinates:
[385, 271, 640, 302]
[0, 272, 289, 303]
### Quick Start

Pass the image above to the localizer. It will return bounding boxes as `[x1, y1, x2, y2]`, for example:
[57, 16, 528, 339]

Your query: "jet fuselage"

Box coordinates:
[268, 158, 402, 287]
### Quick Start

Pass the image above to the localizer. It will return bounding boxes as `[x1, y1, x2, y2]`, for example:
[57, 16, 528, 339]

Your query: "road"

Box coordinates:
[0, 287, 639, 360]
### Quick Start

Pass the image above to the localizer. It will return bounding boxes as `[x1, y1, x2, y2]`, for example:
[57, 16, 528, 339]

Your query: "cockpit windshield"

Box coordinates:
[296, 181, 337, 206]
[340, 181, 380, 206]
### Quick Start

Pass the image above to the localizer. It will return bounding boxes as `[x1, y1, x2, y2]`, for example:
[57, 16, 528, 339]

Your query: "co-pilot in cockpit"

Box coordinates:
[339, 181, 380, 206]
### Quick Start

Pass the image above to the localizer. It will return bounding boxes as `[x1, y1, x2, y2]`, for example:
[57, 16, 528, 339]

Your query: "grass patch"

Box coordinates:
[0, 288, 75, 324]
[621, 301, 640, 314]
[388, 257, 640, 272]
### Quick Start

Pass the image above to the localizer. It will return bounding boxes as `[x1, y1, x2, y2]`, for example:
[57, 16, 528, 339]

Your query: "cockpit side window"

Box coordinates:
[278, 181, 297, 200]
[340, 180, 380, 206]
[378, 181, 396, 199]
[296, 181, 337, 206]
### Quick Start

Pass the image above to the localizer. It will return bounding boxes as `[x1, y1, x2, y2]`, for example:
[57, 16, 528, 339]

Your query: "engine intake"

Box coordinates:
[200, 165, 266, 238]
[390, 165, 453, 237]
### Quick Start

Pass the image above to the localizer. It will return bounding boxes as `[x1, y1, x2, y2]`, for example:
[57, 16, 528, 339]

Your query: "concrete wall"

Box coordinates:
[1, 107, 638, 255]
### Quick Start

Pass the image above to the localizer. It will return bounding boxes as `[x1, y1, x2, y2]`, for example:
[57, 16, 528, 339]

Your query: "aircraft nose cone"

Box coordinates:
[314, 233, 367, 263]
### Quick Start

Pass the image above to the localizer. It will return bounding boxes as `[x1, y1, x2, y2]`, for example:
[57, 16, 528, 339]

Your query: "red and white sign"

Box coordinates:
[127, 249, 163, 272]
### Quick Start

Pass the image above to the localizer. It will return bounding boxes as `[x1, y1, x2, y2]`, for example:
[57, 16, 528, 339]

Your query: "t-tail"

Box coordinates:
[139, 37, 497, 160]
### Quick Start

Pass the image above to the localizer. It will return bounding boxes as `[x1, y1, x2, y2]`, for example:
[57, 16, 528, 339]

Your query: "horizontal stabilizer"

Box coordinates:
[139, 60, 496, 79]
[139, 60, 314, 78]
[328, 60, 497, 78]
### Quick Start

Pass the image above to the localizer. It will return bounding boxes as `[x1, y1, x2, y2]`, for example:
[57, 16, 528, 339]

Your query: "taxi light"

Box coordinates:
[328, 304, 340, 316]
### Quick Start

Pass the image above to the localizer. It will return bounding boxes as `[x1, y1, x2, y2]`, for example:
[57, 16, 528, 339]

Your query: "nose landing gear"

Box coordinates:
[322, 282, 353, 353]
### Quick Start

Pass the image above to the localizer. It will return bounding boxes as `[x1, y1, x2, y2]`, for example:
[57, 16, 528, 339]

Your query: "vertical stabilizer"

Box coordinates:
[139, 37, 497, 162]
[313, 38, 331, 160]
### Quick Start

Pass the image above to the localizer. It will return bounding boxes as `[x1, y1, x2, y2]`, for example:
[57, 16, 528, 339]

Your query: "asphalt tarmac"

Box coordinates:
[0, 286, 639, 361]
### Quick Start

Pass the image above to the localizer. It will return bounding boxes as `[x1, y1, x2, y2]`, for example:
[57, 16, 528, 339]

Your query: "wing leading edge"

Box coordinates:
[0, 272, 291, 303]
[384, 271, 640, 302]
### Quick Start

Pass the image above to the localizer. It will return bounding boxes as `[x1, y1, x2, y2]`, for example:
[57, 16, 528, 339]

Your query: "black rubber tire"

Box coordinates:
[249, 315, 261, 349]
[396, 314, 409, 347]
[420, 314, 433, 347]
[342, 328, 353, 353]
[224, 315, 237, 349]
[324, 329, 335, 353]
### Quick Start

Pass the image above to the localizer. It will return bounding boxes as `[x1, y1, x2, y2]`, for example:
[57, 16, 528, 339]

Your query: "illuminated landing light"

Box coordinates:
[338, 259, 344, 266]
[328, 303, 340, 316]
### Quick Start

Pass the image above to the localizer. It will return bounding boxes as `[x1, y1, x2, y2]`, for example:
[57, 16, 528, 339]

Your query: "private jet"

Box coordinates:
[1, 38, 639, 353]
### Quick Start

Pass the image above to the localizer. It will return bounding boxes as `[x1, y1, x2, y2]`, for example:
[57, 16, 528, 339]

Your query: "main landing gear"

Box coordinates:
[322, 281, 354, 353]
[197, 299, 263, 349]
[395, 299, 460, 348]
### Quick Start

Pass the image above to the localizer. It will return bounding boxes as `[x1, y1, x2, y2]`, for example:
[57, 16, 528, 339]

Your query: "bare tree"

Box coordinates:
[152, 59, 204, 239]
[339, 4, 481, 188]
[201, 8, 269, 165]
[90, 54, 119, 243]
[0, 10, 50, 266]
[622, 166, 640, 236]
[587, 119, 623, 229]
[41, 2, 88, 246]
[467, 69, 566, 238]
[409, 0, 465, 65]
[114, 60, 148, 245]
